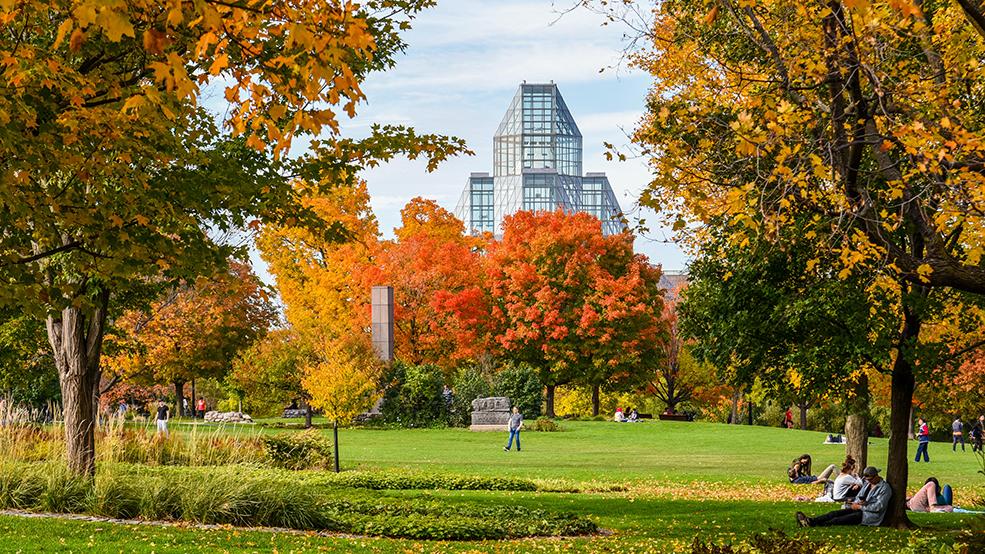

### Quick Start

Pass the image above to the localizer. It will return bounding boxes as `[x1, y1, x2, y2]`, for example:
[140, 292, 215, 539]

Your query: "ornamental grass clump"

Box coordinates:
[98, 418, 266, 467]
[260, 430, 334, 470]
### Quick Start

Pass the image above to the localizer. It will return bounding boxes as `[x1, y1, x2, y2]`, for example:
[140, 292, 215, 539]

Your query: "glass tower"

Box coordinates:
[455, 83, 625, 236]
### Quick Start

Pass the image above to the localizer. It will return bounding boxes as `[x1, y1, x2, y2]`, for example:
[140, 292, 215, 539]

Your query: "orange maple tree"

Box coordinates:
[104, 261, 276, 413]
[363, 198, 490, 371]
[485, 211, 667, 417]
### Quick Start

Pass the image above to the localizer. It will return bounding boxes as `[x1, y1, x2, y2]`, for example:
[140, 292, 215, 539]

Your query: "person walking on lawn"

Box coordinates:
[796, 466, 891, 527]
[504, 406, 523, 452]
[952, 417, 965, 452]
[915, 417, 931, 462]
[156, 400, 170, 437]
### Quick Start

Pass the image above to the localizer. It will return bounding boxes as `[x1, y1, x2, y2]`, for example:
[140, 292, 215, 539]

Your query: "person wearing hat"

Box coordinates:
[796, 466, 892, 527]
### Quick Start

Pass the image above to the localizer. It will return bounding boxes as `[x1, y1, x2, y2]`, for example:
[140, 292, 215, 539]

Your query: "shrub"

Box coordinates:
[312, 471, 537, 492]
[98, 424, 266, 466]
[380, 362, 447, 427]
[0, 463, 595, 539]
[690, 530, 831, 554]
[492, 362, 542, 418]
[449, 367, 492, 427]
[531, 417, 561, 432]
[261, 430, 334, 470]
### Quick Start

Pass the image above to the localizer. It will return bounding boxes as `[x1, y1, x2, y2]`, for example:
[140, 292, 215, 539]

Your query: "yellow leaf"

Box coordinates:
[53, 19, 74, 49]
[98, 9, 135, 42]
[916, 263, 933, 283]
[209, 53, 229, 75]
[135, 214, 150, 226]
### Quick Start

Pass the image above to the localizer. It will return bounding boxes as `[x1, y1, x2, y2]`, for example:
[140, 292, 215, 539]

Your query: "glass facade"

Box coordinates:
[455, 174, 495, 235]
[456, 83, 624, 236]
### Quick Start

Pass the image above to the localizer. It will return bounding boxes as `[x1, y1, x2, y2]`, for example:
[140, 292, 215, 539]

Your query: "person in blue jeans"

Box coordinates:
[915, 417, 931, 462]
[952, 417, 965, 451]
[504, 406, 523, 452]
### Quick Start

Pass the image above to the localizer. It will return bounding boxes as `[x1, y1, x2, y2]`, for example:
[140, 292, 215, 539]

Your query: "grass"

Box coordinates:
[316, 420, 985, 490]
[1, 420, 982, 552]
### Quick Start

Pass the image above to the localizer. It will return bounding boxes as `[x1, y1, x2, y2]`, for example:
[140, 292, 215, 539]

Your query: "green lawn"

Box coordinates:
[3, 420, 982, 552]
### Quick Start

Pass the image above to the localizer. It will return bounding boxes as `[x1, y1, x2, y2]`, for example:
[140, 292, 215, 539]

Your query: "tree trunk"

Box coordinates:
[845, 374, 870, 468]
[191, 378, 197, 419]
[883, 301, 922, 529]
[545, 385, 556, 418]
[173, 380, 185, 417]
[304, 399, 313, 429]
[798, 403, 809, 430]
[591, 384, 600, 417]
[46, 287, 110, 477]
[845, 413, 868, 468]
[730, 390, 741, 424]
[747, 400, 754, 425]
[907, 405, 915, 440]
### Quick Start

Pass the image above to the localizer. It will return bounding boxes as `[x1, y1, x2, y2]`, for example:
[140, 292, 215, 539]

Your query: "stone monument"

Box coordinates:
[470, 396, 511, 432]
[371, 286, 394, 362]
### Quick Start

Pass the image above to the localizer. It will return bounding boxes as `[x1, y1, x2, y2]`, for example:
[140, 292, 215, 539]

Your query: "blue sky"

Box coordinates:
[255, 0, 687, 274]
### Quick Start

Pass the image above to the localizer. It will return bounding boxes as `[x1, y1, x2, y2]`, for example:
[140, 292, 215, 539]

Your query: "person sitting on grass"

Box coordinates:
[788, 454, 837, 485]
[799, 455, 862, 503]
[796, 466, 891, 527]
[614, 407, 626, 422]
[907, 477, 954, 513]
[628, 408, 639, 422]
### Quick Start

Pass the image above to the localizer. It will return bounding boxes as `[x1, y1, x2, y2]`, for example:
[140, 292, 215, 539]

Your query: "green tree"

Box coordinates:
[587, 0, 985, 526]
[0, 1, 466, 476]
[0, 309, 59, 408]
[679, 230, 899, 468]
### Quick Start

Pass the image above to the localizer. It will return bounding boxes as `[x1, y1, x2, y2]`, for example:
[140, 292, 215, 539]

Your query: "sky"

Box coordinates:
[347, 0, 687, 271]
[249, 0, 688, 277]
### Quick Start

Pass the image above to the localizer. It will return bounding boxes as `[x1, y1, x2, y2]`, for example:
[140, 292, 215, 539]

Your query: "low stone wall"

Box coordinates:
[204, 411, 254, 423]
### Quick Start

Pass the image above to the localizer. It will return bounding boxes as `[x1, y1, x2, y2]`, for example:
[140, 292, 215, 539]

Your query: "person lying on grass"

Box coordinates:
[798, 455, 863, 503]
[788, 454, 837, 485]
[796, 466, 891, 527]
[907, 477, 954, 513]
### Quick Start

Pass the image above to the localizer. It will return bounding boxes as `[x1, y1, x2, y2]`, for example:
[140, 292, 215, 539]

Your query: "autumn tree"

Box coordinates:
[104, 261, 276, 415]
[649, 289, 704, 416]
[487, 211, 667, 417]
[228, 329, 314, 422]
[258, 181, 381, 348]
[365, 198, 490, 372]
[580, 0, 985, 526]
[0, 1, 467, 475]
[303, 334, 382, 472]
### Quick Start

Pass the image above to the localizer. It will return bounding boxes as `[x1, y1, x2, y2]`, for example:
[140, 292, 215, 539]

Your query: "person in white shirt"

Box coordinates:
[811, 456, 862, 503]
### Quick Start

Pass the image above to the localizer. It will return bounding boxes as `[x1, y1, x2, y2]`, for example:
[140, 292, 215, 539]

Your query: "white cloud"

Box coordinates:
[257, 0, 688, 282]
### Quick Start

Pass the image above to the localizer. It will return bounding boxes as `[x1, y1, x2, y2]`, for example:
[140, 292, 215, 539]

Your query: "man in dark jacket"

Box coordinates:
[796, 466, 891, 527]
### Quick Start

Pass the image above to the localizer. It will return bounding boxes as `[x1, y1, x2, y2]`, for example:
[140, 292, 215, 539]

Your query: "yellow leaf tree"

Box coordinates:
[303, 334, 382, 472]
[582, 0, 985, 527]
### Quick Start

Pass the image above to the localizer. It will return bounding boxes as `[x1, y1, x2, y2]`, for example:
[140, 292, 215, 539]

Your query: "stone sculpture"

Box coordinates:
[470, 396, 511, 432]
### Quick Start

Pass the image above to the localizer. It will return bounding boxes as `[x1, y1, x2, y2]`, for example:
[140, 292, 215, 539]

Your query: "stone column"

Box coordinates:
[371, 285, 394, 362]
